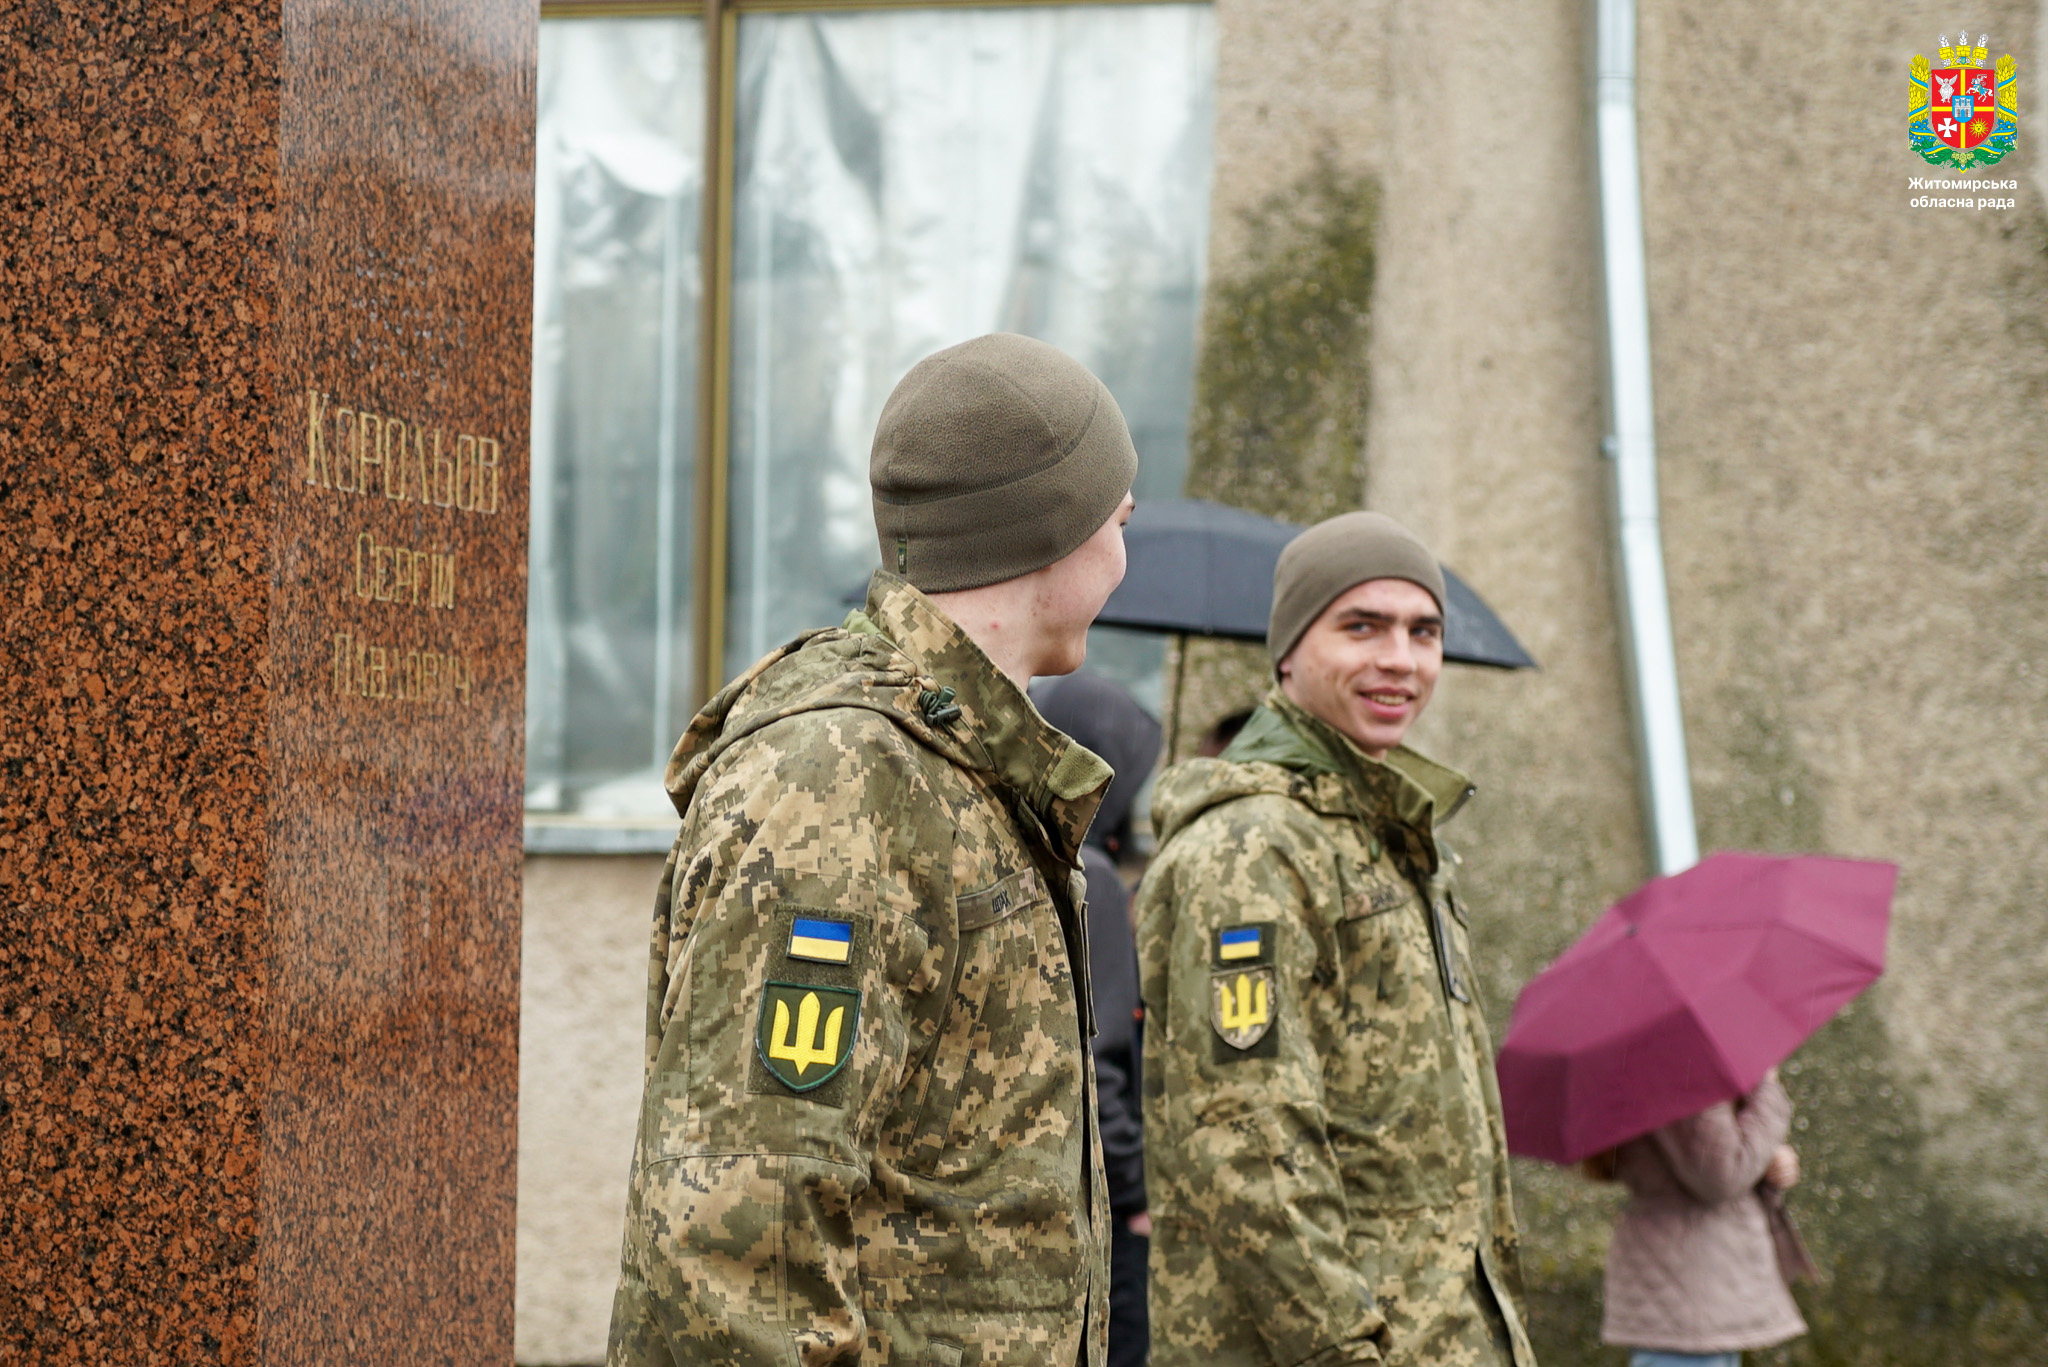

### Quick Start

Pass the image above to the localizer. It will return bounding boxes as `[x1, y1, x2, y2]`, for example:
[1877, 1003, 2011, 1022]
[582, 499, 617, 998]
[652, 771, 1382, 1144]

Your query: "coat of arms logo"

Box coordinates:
[1910, 32, 2018, 171]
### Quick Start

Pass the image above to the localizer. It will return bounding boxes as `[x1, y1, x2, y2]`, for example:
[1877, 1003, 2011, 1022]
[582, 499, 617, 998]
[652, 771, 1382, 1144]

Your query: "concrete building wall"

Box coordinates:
[1642, 0, 2048, 1220]
[516, 855, 662, 1365]
[1626, 10, 2048, 1353]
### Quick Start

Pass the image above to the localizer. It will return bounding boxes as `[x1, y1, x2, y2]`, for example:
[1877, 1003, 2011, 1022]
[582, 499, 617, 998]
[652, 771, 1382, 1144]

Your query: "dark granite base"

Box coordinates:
[0, 2, 533, 1363]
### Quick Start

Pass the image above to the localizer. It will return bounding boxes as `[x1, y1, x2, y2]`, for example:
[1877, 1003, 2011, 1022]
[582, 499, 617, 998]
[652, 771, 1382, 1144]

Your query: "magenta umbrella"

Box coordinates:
[1496, 851, 1897, 1165]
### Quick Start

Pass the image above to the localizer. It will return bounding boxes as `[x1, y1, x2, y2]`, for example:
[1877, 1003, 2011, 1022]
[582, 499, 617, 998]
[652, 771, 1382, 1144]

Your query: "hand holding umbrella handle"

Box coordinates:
[1759, 1179, 1821, 1284]
[1763, 1144, 1801, 1191]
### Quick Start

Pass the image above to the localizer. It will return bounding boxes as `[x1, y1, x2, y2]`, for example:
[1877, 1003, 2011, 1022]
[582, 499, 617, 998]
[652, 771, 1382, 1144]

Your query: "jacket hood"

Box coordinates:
[1149, 749, 1305, 849]
[664, 570, 1113, 865]
[1152, 689, 1474, 864]
[1032, 672, 1163, 851]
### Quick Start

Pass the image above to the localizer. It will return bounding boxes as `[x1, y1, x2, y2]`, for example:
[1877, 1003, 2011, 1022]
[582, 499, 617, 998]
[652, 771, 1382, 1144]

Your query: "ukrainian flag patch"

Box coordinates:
[787, 916, 854, 965]
[1214, 924, 1270, 967]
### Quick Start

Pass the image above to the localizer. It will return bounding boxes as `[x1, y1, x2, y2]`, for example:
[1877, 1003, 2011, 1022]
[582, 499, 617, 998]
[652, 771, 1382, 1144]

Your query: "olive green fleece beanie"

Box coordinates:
[1267, 511, 1446, 665]
[870, 333, 1138, 593]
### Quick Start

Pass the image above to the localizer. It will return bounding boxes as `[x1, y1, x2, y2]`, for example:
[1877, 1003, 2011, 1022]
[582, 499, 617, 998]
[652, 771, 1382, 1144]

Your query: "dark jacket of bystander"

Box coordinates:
[1035, 672, 1163, 1220]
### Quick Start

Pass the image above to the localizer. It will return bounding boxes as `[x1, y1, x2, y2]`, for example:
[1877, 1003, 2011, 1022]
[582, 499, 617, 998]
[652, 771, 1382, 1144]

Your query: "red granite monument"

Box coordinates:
[0, 2, 532, 1362]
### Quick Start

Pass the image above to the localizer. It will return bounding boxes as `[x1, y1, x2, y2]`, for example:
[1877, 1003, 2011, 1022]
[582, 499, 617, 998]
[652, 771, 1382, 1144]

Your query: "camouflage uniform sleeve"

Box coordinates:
[610, 709, 953, 1367]
[1143, 795, 1390, 1367]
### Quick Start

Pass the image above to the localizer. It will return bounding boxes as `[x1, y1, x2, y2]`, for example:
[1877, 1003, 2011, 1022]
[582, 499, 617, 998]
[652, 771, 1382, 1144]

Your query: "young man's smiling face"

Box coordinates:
[1277, 577, 1444, 759]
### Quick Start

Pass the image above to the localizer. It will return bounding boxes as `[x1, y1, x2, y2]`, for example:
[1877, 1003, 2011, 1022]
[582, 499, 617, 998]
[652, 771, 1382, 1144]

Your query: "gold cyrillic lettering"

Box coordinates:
[328, 634, 472, 704]
[357, 412, 384, 497]
[381, 417, 407, 500]
[454, 434, 476, 511]
[300, 390, 505, 515]
[346, 533, 457, 611]
[333, 409, 357, 492]
[430, 429, 453, 507]
[305, 389, 330, 488]
[354, 532, 373, 600]
[476, 438, 500, 513]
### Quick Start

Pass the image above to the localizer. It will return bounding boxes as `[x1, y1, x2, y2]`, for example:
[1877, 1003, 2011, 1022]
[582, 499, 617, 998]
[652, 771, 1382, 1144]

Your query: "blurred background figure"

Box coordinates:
[1586, 1068, 1813, 1367]
[1036, 672, 1164, 1367]
[1195, 708, 1252, 758]
[1497, 853, 1880, 1367]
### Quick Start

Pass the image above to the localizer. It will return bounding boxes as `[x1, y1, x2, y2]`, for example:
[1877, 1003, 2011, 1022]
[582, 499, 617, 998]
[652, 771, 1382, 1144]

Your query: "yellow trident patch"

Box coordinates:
[1211, 967, 1275, 1052]
[756, 982, 861, 1091]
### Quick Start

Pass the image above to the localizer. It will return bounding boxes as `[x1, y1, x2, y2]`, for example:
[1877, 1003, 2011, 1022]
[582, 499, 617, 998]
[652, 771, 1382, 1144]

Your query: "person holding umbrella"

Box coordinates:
[1135, 511, 1537, 1367]
[1494, 851, 1896, 1367]
[1589, 1071, 1810, 1366]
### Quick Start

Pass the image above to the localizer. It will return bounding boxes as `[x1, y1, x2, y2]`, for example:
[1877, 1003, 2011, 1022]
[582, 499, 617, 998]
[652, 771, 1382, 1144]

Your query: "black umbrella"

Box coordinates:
[1097, 499, 1536, 669]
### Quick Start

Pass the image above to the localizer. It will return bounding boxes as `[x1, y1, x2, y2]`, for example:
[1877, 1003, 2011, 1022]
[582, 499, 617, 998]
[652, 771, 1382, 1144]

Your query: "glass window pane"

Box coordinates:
[725, 4, 1216, 707]
[527, 17, 704, 825]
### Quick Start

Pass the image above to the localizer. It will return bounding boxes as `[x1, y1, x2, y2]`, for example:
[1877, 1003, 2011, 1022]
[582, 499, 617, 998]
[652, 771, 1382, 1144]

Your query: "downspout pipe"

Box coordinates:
[1594, 0, 1700, 875]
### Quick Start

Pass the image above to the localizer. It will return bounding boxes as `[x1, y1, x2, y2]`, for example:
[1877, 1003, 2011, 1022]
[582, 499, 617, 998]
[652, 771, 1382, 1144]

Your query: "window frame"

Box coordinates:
[539, 0, 1199, 713]
[529, 0, 1203, 850]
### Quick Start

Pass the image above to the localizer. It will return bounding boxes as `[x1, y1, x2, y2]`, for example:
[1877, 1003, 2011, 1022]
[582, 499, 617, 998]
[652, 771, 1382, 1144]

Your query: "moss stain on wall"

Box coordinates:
[1168, 153, 1379, 759]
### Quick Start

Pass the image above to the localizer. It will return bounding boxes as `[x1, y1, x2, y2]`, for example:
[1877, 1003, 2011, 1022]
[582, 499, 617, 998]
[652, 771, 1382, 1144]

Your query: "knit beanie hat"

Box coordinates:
[871, 333, 1138, 593]
[1267, 511, 1446, 665]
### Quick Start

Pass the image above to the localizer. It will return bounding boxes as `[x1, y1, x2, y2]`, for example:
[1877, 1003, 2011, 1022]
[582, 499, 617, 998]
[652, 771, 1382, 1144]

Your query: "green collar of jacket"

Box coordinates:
[1222, 688, 1474, 841]
[847, 570, 1112, 859]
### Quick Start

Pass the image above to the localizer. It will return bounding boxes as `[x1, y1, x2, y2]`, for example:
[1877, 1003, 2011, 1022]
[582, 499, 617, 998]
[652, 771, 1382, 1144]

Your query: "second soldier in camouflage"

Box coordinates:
[1136, 512, 1538, 1367]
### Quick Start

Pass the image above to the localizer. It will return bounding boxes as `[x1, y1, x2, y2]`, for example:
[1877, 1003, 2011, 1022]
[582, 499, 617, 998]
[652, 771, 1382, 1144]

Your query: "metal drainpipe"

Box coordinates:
[1595, 0, 1700, 875]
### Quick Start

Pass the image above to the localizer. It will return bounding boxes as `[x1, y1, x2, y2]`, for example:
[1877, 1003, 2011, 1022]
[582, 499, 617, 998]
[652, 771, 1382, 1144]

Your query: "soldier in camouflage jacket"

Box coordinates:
[608, 573, 1116, 1367]
[1135, 513, 1537, 1367]
[610, 334, 1139, 1367]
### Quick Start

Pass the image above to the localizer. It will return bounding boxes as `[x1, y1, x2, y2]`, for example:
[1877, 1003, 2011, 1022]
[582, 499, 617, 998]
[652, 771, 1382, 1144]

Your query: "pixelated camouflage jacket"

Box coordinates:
[609, 570, 1113, 1367]
[1135, 692, 1536, 1367]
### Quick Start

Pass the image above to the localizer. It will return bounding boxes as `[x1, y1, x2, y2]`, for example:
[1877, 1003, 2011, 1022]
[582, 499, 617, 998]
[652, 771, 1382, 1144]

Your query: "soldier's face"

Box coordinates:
[1028, 491, 1135, 676]
[1278, 578, 1444, 759]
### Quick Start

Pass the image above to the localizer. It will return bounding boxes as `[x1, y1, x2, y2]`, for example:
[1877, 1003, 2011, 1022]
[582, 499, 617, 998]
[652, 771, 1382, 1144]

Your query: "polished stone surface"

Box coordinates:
[0, 2, 533, 1362]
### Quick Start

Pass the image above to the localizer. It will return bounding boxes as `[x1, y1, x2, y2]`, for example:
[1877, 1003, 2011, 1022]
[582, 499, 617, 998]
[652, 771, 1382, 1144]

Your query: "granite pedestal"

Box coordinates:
[0, 3, 534, 1362]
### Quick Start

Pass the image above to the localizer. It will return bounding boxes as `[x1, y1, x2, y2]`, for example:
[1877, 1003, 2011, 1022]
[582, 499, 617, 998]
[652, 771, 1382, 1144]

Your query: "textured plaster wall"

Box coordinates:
[1643, 0, 2048, 1222]
[516, 854, 662, 1365]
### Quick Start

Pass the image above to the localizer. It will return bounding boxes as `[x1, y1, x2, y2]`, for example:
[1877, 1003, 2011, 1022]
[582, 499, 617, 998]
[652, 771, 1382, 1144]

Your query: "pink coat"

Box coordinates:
[1599, 1075, 1809, 1353]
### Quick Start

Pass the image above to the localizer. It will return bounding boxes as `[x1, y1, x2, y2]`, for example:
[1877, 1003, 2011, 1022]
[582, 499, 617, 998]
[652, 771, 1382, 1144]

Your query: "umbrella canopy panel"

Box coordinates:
[1496, 851, 1897, 1165]
[1095, 499, 1536, 669]
[1095, 499, 1295, 642]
